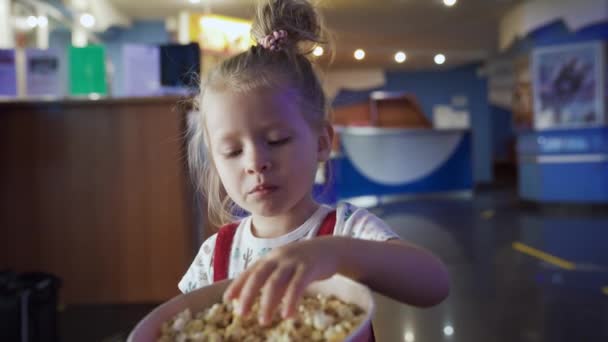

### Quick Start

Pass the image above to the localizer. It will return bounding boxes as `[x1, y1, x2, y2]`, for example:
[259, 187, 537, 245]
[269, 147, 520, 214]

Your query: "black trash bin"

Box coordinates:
[0, 271, 61, 342]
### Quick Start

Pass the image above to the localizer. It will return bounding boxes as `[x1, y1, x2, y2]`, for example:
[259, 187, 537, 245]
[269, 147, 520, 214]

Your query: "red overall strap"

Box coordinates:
[212, 222, 239, 283]
[316, 210, 337, 236]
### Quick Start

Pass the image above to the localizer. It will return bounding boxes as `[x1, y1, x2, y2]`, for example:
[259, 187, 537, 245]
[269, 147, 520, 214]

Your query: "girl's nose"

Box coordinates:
[245, 148, 272, 174]
[246, 160, 271, 174]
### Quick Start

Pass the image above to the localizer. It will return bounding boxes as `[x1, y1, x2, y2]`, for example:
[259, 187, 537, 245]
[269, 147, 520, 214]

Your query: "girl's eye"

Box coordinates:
[268, 137, 291, 146]
[224, 149, 242, 158]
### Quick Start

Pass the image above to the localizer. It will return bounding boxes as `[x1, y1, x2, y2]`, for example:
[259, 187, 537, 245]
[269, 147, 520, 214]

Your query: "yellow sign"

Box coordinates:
[190, 14, 253, 55]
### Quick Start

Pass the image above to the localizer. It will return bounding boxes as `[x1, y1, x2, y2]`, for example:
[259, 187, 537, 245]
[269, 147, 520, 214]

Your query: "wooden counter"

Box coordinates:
[0, 96, 200, 304]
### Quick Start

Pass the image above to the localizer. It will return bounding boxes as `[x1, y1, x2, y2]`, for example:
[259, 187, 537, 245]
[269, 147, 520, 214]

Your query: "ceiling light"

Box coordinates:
[444, 325, 454, 336]
[189, 0, 201, 3]
[37, 16, 48, 27]
[395, 51, 406, 63]
[26, 16, 38, 28]
[79, 13, 95, 28]
[443, 0, 457, 6]
[404, 331, 415, 342]
[434, 53, 446, 65]
[313, 46, 324, 57]
[354, 49, 365, 60]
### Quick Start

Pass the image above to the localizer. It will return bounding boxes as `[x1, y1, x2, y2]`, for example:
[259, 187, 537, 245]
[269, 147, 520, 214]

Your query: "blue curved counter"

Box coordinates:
[315, 127, 473, 203]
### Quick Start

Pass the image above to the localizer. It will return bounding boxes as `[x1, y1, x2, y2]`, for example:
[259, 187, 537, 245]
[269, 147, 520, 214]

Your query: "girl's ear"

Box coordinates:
[317, 122, 334, 162]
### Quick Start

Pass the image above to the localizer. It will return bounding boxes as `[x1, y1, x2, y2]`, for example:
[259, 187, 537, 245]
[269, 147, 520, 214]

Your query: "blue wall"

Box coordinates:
[332, 64, 493, 184]
[526, 20, 608, 48]
[502, 20, 608, 59]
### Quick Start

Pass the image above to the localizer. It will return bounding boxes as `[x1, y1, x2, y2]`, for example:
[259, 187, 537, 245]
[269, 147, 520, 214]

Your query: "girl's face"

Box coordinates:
[204, 86, 331, 219]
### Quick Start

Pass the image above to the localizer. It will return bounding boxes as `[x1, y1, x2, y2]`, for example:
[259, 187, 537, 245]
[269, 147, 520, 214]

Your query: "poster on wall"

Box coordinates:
[25, 49, 65, 97]
[122, 44, 161, 97]
[69, 45, 107, 96]
[0, 49, 17, 97]
[532, 41, 605, 130]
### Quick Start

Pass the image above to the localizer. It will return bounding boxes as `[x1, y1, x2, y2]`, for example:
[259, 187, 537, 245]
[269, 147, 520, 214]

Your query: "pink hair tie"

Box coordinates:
[259, 30, 288, 51]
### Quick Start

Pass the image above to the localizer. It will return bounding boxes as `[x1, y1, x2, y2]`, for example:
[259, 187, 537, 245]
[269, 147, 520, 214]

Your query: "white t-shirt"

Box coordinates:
[178, 202, 400, 294]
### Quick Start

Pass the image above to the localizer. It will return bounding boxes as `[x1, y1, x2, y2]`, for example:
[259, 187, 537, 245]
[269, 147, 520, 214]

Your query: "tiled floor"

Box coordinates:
[59, 188, 608, 341]
[370, 189, 608, 342]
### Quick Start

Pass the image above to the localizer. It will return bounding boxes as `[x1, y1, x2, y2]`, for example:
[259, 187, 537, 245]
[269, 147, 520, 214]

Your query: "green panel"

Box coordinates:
[69, 45, 107, 95]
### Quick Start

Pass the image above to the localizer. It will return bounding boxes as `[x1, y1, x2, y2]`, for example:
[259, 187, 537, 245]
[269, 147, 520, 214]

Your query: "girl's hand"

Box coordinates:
[223, 237, 343, 326]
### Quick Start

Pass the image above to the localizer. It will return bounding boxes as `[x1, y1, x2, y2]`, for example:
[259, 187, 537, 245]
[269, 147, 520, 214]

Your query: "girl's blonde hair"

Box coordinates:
[188, 0, 330, 227]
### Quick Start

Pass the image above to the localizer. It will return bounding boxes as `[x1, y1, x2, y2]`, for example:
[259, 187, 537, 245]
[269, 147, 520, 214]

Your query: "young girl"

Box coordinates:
[179, 0, 449, 329]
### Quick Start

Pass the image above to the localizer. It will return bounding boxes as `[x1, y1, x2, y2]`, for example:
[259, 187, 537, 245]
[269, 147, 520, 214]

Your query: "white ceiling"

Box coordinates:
[108, 0, 523, 70]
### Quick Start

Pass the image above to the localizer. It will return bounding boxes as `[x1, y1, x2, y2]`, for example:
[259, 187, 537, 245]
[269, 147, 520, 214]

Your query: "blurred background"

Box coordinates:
[1, 0, 607, 341]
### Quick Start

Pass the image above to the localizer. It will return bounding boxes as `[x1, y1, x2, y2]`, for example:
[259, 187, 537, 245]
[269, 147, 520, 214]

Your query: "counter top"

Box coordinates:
[336, 125, 469, 136]
[0, 95, 193, 108]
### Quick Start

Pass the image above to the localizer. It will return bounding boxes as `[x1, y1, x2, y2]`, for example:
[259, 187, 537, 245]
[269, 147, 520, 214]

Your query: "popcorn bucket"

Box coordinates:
[128, 274, 375, 341]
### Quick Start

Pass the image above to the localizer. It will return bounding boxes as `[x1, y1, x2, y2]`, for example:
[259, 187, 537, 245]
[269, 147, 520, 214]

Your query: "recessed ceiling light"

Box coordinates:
[395, 51, 406, 63]
[354, 49, 365, 60]
[434, 53, 446, 65]
[79, 13, 95, 28]
[443, 325, 454, 336]
[443, 0, 457, 7]
[26, 16, 38, 28]
[37, 16, 48, 27]
[313, 46, 324, 57]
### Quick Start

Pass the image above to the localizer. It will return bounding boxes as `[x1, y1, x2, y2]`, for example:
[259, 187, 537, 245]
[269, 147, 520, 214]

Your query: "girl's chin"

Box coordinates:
[247, 204, 285, 217]
[241, 191, 314, 218]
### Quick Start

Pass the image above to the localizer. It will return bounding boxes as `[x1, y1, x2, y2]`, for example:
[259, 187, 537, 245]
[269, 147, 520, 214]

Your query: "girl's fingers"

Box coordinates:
[236, 261, 278, 316]
[224, 258, 270, 302]
[258, 264, 296, 325]
[223, 265, 254, 303]
[281, 265, 315, 319]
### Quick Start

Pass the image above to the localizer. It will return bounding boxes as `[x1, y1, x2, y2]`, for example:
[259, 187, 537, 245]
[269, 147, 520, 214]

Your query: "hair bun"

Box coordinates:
[251, 0, 323, 53]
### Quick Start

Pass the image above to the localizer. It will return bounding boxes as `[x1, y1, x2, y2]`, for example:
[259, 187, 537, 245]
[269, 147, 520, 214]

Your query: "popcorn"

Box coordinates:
[158, 294, 365, 342]
[312, 310, 334, 330]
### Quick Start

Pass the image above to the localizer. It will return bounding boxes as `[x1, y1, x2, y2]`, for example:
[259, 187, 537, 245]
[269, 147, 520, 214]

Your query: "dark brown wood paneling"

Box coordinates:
[0, 97, 196, 304]
[331, 102, 371, 126]
[375, 97, 431, 128]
